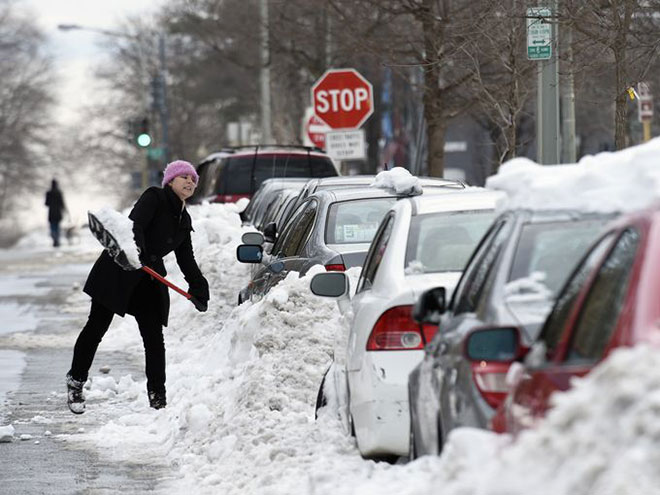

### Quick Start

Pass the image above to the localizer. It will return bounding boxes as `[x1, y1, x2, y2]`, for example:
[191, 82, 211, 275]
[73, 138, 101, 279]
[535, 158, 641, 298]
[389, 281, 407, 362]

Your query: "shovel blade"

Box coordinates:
[87, 212, 138, 271]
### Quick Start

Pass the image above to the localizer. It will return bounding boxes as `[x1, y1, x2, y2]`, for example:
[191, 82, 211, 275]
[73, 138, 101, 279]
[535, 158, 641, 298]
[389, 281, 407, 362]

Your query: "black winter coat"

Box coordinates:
[83, 186, 209, 326]
[45, 188, 65, 223]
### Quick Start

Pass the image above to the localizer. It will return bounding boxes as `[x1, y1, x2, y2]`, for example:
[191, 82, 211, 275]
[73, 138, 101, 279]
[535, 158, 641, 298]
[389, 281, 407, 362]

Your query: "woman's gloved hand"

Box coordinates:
[188, 277, 209, 312]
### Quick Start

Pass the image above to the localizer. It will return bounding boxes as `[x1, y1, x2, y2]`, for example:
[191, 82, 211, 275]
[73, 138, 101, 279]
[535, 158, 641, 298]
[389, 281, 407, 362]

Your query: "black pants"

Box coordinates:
[68, 278, 166, 393]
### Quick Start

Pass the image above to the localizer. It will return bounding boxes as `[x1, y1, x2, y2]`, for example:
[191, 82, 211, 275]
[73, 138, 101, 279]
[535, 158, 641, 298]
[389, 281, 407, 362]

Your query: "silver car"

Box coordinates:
[407, 209, 613, 458]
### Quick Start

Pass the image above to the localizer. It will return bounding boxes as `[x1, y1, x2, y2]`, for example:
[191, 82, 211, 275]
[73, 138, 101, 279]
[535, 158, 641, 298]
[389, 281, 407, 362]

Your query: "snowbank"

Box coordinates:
[487, 138, 660, 213]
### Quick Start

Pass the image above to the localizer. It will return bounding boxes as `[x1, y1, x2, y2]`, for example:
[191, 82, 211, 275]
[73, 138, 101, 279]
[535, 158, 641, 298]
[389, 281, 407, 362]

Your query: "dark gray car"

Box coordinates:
[236, 187, 408, 303]
[407, 209, 613, 458]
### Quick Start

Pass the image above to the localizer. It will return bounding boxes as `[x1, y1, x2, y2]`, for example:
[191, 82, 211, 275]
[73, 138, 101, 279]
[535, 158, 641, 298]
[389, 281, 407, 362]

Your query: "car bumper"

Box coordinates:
[349, 351, 423, 457]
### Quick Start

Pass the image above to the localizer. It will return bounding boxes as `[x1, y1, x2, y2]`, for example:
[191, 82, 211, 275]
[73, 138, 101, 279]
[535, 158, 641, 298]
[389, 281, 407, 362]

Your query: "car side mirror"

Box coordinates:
[241, 232, 264, 245]
[236, 244, 263, 264]
[412, 286, 446, 324]
[463, 326, 523, 363]
[310, 272, 349, 298]
[263, 222, 277, 243]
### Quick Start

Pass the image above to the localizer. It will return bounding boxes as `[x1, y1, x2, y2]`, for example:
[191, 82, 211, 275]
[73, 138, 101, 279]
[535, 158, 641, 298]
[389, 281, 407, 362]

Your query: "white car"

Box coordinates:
[310, 189, 504, 458]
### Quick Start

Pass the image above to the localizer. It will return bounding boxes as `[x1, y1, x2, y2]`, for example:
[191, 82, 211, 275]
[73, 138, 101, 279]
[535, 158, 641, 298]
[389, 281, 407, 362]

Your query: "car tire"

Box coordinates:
[408, 420, 417, 461]
[314, 367, 330, 419]
[436, 413, 445, 455]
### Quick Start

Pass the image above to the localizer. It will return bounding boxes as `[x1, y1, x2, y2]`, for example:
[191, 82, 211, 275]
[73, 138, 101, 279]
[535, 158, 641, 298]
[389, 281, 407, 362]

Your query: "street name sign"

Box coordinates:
[527, 7, 552, 60]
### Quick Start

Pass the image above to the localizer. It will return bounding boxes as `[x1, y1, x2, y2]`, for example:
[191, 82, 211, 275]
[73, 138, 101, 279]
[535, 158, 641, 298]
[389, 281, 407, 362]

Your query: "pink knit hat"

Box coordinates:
[162, 160, 199, 187]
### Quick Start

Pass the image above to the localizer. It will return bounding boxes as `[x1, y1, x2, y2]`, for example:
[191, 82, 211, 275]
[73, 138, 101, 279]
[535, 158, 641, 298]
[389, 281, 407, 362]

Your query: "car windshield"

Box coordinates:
[404, 210, 496, 274]
[507, 218, 606, 297]
[325, 197, 397, 244]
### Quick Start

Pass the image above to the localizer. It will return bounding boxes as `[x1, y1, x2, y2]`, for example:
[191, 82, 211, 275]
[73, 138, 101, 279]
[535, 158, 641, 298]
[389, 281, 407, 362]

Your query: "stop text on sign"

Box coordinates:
[316, 88, 370, 113]
[311, 68, 374, 130]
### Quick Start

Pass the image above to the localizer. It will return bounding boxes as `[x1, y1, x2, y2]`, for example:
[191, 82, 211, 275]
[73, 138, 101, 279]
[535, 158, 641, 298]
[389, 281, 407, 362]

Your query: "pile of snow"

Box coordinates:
[434, 345, 660, 495]
[88, 206, 141, 270]
[487, 138, 660, 213]
[371, 167, 422, 195]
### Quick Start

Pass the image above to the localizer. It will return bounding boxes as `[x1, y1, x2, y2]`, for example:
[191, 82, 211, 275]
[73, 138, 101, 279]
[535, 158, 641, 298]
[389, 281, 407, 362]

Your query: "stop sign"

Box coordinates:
[311, 68, 374, 129]
[306, 114, 330, 149]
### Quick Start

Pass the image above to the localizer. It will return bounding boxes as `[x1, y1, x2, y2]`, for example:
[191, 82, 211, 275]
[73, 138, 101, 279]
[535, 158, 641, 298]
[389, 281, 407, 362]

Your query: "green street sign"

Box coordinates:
[527, 7, 552, 60]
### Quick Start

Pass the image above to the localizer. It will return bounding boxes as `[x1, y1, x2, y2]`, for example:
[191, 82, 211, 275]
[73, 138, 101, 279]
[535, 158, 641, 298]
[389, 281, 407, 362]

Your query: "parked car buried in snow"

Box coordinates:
[407, 209, 613, 458]
[310, 189, 502, 459]
[489, 204, 659, 436]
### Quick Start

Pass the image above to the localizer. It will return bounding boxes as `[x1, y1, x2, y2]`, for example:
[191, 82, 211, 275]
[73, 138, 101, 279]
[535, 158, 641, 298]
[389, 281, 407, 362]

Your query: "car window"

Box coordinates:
[404, 210, 496, 274]
[279, 200, 318, 258]
[325, 197, 396, 244]
[356, 213, 395, 293]
[453, 217, 513, 314]
[507, 218, 608, 296]
[564, 228, 640, 364]
[218, 157, 252, 195]
[538, 232, 617, 356]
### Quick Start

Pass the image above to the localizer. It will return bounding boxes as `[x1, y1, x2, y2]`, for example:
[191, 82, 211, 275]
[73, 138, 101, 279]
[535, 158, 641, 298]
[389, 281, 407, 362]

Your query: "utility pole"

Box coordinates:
[536, 2, 560, 164]
[561, 23, 577, 163]
[260, 0, 272, 143]
[158, 33, 170, 164]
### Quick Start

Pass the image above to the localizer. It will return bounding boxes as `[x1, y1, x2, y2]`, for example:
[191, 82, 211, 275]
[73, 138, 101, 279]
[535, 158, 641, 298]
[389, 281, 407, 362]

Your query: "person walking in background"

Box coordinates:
[65, 160, 209, 414]
[45, 179, 66, 247]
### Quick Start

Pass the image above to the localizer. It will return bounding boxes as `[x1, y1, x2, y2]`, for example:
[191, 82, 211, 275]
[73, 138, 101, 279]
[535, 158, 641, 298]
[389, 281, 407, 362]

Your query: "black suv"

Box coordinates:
[189, 145, 339, 204]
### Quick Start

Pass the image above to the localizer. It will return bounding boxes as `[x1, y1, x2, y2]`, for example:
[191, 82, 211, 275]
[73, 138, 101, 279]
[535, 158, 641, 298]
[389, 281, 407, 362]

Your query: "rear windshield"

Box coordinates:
[216, 154, 336, 195]
[508, 219, 606, 295]
[405, 210, 496, 273]
[326, 197, 396, 244]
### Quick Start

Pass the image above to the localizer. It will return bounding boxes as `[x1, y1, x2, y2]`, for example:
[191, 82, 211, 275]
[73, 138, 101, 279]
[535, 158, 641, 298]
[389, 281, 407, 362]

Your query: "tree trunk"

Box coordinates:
[613, 0, 633, 150]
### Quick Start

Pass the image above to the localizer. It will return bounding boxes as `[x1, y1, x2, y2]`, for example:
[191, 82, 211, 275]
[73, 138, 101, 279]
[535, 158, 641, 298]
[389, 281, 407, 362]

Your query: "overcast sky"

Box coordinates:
[24, 0, 164, 124]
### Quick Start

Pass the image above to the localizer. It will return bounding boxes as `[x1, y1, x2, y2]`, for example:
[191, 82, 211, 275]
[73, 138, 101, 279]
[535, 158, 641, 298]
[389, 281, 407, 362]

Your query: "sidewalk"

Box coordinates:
[0, 246, 171, 494]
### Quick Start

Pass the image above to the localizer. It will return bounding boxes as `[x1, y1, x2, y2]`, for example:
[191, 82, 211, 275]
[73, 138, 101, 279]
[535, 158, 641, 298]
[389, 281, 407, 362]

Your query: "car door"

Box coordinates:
[437, 216, 516, 431]
[345, 213, 396, 372]
[509, 228, 639, 433]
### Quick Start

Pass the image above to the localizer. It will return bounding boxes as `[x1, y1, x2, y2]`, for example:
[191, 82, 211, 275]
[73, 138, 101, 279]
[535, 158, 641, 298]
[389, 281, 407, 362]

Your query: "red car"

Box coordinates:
[461, 204, 660, 435]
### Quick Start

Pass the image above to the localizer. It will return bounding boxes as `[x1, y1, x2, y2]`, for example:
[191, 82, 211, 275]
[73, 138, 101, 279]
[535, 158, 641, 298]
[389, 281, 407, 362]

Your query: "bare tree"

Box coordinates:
[0, 0, 54, 223]
[563, 0, 660, 149]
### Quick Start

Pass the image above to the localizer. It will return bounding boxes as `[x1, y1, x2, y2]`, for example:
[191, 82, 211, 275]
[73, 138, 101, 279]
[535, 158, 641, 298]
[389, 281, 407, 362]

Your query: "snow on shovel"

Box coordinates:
[87, 207, 205, 311]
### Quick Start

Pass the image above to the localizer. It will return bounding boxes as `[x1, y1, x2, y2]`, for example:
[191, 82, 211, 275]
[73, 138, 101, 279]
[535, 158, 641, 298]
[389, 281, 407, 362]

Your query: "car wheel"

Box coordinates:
[408, 420, 417, 460]
[314, 367, 330, 419]
[436, 413, 445, 455]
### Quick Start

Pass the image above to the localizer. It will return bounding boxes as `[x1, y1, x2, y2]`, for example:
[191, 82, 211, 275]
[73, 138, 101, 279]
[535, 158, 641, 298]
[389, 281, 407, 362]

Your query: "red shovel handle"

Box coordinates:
[141, 266, 206, 311]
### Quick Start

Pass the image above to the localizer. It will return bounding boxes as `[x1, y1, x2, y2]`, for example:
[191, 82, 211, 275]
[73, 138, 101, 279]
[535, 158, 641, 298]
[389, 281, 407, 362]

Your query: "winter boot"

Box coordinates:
[66, 374, 86, 414]
[148, 390, 167, 410]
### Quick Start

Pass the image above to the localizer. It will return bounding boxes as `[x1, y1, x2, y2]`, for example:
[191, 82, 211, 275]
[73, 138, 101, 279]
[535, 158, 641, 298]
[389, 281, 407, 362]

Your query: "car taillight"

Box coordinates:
[366, 305, 435, 351]
[212, 193, 251, 203]
[471, 361, 511, 409]
[324, 263, 346, 271]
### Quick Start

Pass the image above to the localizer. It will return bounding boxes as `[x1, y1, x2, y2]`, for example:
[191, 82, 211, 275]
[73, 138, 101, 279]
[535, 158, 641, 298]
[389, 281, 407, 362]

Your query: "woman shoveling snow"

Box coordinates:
[65, 160, 210, 414]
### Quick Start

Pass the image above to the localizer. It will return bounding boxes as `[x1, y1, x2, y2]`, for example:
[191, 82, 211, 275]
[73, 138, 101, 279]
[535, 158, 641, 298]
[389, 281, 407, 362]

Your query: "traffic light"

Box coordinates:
[136, 118, 151, 148]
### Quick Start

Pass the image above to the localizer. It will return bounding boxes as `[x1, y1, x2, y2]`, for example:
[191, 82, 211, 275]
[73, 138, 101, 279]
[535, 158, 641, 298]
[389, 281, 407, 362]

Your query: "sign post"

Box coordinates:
[637, 82, 653, 142]
[528, 5, 560, 165]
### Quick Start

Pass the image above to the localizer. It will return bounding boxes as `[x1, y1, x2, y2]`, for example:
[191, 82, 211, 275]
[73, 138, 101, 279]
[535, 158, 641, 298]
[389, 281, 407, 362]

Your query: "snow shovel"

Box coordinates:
[87, 211, 206, 311]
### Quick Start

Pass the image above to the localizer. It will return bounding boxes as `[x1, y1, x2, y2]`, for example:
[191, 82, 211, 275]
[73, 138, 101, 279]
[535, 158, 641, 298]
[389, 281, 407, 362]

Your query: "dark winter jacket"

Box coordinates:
[83, 186, 209, 326]
[45, 183, 65, 223]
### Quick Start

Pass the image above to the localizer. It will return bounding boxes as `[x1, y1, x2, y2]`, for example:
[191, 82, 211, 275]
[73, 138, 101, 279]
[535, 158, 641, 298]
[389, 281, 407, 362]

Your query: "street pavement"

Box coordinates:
[0, 245, 172, 494]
